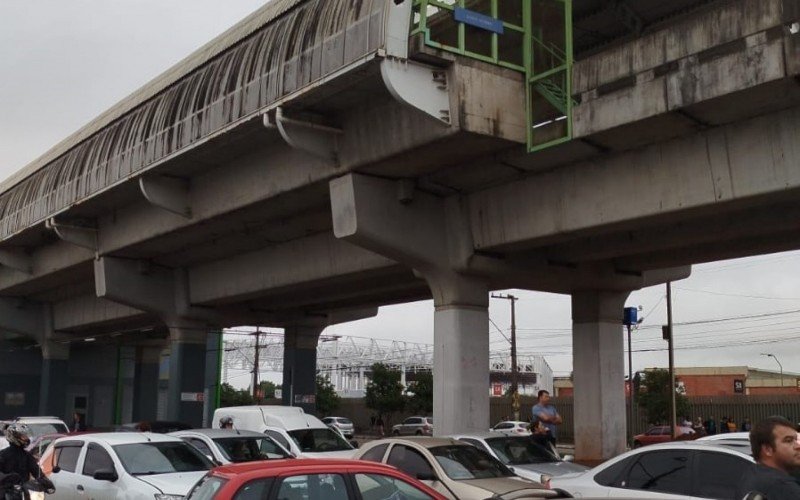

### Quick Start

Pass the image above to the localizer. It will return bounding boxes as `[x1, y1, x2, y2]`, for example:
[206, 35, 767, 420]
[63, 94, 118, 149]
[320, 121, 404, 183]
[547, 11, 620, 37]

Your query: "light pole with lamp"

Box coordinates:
[761, 353, 784, 388]
[623, 306, 643, 445]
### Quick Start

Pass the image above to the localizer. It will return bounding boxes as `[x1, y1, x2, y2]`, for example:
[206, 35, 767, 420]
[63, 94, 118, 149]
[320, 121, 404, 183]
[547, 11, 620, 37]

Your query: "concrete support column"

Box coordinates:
[571, 290, 630, 463]
[282, 324, 323, 414]
[39, 339, 70, 419]
[167, 325, 208, 427]
[133, 346, 163, 422]
[429, 273, 489, 436]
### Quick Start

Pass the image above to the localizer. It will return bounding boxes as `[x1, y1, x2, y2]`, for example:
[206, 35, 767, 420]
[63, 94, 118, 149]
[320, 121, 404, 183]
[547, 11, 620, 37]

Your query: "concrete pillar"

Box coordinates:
[282, 324, 322, 414]
[39, 340, 70, 419]
[166, 325, 208, 427]
[133, 346, 163, 422]
[571, 290, 630, 463]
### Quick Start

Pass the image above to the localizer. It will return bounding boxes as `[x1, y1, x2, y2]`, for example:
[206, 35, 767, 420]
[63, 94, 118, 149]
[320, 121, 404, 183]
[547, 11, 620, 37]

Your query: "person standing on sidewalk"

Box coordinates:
[532, 390, 562, 445]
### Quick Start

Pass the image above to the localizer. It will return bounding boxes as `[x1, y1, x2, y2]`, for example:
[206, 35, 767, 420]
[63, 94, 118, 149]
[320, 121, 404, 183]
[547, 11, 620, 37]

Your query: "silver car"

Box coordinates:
[354, 437, 558, 499]
[392, 416, 433, 436]
[321, 416, 355, 439]
[451, 432, 588, 485]
[169, 428, 292, 464]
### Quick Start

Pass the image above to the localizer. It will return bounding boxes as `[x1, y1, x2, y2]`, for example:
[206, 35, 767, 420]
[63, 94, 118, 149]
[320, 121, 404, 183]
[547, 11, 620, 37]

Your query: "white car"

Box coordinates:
[10, 416, 69, 439]
[551, 441, 755, 499]
[695, 431, 752, 455]
[321, 416, 355, 439]
[169, 428, 292, 464]
[41, 432, 213, 499]
[490, 421, 532, 436]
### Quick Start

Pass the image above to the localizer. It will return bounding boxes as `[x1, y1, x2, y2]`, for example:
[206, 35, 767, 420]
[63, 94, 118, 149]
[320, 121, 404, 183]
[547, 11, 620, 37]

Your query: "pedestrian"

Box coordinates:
[70, 412, 87, 432]
[704, 416, 717, 435]
[720, 416, 730, 433]
[135, 421, 151, 432]
[741, 418, 752, 432]
[219, 416, 234, 429]
[375, 415, 384, 437]
[693, 417, 707, 437]
[727, 418, 737, 433]
[531, 390, 562, 446]
[735, 416, 800, 499]
[370, 414, 376, 432]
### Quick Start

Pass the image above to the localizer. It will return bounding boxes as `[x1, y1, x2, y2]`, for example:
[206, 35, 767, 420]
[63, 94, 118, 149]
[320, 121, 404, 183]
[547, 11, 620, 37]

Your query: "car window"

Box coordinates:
[624, 450, 690, 495]
[387, 445, 434, 479]
[54, 443, 83, 473]
[338, 418, 353, 425]
[495, 423, 513, 430]
[429, 445, 515, 480]
[355, 473, 434, 500]
[361, 443, 389, 462]
[692, 451, 752, 499]
[26, 423, 69, 439]
[233, 478, 274, 500]
[645, 427, 659, 436]
[188, 476, 227, 500]
[425, 418, 433, 425]
[485, 437, 559, 465]
[287, 428, 352, 453]
[214, 436, 291, 462]
[405, 418, 420, 425]
[322, 418, 332, 424]
[276, 474, 347, 500]
[186, 438, 214, 457]
[594, 456, 631, 487]
[82, 443, 115, 476]
[264, 430, 291, 450]
[113, 441, 212, 474]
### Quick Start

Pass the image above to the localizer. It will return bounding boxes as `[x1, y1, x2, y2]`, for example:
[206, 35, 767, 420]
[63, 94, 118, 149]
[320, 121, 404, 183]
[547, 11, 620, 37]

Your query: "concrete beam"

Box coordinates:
[46, 218, 98, 252]
[0, 248, 32, 274]
[0, 297, 45, 339]
[139, 174, 192, 218]
[469, 107, 800, 255]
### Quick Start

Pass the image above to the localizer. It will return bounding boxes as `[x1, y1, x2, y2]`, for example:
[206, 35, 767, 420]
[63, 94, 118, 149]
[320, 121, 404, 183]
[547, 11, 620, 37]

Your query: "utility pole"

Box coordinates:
[666, 282, 677, 439]
[492, 293, 519, 420]
[252, 327, 261, 402]
[623, 306, 640, 446]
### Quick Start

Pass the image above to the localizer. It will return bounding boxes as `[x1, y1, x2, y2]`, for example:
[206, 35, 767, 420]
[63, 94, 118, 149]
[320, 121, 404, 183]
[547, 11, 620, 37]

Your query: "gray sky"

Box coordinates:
[2, 1, 799, 384]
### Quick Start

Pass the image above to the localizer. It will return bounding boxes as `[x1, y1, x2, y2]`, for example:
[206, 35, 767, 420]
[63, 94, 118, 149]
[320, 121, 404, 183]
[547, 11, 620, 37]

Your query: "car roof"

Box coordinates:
[449, 432, 519, 439]
[212, 459, 401, 478]
[364, 437, 464, 448]
[15, 417, 66, 424]
[606, 440, 754, 462]
[697, 432, 749, 441]
[54, 432, 184, 445]
[170, 429, 268, 439]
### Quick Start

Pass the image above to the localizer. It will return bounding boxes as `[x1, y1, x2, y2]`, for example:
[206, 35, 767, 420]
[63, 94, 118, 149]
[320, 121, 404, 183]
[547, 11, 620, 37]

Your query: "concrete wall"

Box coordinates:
[67, 344, 126, 427]
[0, 347, 41, 419]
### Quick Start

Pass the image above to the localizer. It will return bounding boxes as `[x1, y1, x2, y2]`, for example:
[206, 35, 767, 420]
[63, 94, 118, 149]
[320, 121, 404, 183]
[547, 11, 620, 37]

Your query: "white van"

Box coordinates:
[212, 406, 357, 458]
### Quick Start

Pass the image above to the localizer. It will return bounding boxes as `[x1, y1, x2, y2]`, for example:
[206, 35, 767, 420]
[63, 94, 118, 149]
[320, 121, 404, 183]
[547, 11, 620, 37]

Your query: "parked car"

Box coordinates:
[354, 437, 559, 499]
[9, 416, 69, 439]
[450, 432, 587, 485]
[170, 428, 292, 464]
[490, 421, 532, 436]
[551, 441, 755, 499]
[120, 420, 193, 433]
[695, 431, 750, 455]
[213, 406, 356, 458]
[633, 425, 695, 447]
[39, 432, 213, 499]
[391, 416, 434, 436]
[186, 458, 449, 500]
[322, 416, 355, 439]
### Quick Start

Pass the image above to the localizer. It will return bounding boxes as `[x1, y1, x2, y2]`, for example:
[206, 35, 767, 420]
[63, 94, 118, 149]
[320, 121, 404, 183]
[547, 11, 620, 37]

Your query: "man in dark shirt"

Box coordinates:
[737, 416, 800, 499]
[0, 423, 42, 486]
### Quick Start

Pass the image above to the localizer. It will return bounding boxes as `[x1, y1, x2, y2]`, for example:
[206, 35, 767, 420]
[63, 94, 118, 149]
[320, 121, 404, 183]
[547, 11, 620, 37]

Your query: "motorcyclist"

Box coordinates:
[0, 424, 42, 484]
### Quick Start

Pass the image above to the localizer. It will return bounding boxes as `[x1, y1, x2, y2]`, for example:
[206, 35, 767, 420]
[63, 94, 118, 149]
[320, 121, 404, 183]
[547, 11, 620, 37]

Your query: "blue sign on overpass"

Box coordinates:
[454, 7, 504, 35]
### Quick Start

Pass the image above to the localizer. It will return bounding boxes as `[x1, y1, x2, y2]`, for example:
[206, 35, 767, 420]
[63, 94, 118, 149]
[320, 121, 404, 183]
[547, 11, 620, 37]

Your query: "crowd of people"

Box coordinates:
[683, 415, 756, 436]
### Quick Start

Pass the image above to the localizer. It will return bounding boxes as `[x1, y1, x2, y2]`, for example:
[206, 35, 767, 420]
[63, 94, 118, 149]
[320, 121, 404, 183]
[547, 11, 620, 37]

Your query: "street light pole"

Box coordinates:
[492, 293, 519, 421]
[666, 282, 677, 439]
[761, 353, 784, 388]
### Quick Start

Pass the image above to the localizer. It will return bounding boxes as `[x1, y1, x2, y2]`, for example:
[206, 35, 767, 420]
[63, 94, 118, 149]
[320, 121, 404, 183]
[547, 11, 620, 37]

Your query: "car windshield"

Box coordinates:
[287, 428, 353, 453]
[187, 475, 227, 500]
[429, 445, 515, 480]
[485, 437, 559, 465]
[26, 423, 68, 439]
[114, 441, 213, 475]
[337, 418, 353, 425]
[213, 436, 291, 462]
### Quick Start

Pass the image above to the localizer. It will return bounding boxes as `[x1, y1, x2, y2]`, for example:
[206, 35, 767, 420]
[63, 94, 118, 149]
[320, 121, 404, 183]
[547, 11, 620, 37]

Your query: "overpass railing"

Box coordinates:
[410, 0, 573, 152]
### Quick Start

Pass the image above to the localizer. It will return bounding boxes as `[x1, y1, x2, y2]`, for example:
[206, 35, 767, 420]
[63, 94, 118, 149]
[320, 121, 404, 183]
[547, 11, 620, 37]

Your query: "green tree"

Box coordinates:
[405, 371, 433, 415]
[365, 363, 405, 425]
[315, 375, 341, 416]
[637, 369, 689, 425]
[258, 381, 277, 400]
[219, 383, 254, 407]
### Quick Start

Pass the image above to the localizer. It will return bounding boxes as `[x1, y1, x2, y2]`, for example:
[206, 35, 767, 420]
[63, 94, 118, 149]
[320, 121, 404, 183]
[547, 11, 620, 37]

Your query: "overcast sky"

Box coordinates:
[2, 1, 799, 387]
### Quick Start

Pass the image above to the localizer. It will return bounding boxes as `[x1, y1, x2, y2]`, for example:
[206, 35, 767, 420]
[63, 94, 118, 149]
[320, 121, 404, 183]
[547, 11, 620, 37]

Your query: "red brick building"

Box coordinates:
[553, 366, 799, 397]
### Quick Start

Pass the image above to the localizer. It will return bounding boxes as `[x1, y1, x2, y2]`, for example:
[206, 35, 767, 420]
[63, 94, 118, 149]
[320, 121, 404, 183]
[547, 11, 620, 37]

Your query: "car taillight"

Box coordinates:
[540, 474, 552, 489]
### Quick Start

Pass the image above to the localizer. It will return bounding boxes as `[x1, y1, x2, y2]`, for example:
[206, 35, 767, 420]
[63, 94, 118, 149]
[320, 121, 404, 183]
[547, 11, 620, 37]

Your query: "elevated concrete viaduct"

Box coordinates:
[0, 0, 798, 461]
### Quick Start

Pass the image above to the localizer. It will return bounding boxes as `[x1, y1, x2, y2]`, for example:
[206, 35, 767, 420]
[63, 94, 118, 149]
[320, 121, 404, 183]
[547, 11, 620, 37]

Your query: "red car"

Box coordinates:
[633, 425, 696, 447]
[187, 458, 448, 500]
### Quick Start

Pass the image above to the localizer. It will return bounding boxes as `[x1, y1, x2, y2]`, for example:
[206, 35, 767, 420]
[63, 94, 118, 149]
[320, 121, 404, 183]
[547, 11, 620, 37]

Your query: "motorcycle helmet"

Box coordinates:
[219, 416, 233, 429]
[4, 423, 30, 447]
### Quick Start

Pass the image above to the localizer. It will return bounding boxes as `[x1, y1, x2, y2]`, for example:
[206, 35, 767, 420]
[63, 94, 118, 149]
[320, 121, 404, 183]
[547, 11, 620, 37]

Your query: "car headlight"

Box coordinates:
[154, 495, 184, 500]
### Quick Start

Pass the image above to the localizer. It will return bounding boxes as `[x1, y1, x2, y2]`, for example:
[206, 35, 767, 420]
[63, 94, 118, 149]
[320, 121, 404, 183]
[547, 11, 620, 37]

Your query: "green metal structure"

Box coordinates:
[410, 0, 573, 152]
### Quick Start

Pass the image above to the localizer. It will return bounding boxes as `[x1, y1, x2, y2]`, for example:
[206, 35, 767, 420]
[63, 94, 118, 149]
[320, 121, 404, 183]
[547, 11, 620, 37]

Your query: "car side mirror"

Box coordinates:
[52, 466, 61, 474]
[349, 440, 359, 449]
[416, 471, 437, 481]
[562, 454, 574, 462]
[743, 492, 767, 500]
[93, 469, 118, 482]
